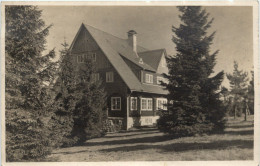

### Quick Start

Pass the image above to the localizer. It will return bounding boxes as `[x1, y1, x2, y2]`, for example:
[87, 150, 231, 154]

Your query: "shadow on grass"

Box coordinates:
[85, 135, 172, 146]
[105, 130, 160, 138]
[227, 124, 254, 129]
[100, 139, 253, 153]
[120, 128, 158, 133]
[53, 138, 253, 156]
[224, 129, 254, 135]
[42, 156, 60, 162]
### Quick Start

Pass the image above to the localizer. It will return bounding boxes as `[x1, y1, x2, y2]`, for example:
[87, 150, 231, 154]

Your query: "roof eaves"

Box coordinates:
[138, 48, 166, 54]
[120, 55, 156, 72]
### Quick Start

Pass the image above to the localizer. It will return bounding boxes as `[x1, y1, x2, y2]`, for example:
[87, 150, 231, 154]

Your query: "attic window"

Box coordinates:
[145, 74, 153, 84]
[106, 72, 114, 82]
[139, 58, 143, 64]
[77, 55, 84, 63]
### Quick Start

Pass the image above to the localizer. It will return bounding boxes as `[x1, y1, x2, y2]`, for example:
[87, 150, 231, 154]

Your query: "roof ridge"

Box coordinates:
[83, 23, 126, 41]
[83, 23, 149, 51]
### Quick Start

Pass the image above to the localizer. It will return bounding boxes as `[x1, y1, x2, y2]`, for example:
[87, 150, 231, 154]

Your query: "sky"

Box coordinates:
[39, 6, 253, 88]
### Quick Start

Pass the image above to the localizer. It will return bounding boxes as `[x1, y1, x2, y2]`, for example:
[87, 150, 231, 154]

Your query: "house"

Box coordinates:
[68, 23, 168, 130]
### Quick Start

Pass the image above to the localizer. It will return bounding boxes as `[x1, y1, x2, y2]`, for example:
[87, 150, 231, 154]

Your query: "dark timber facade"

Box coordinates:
[69, 23, 168, 130]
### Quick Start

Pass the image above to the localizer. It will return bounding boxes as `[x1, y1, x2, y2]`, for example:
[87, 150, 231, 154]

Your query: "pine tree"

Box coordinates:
[158, 6, 225, 137]
[5, 6, 57, 161]
[227, 61, 249, 119]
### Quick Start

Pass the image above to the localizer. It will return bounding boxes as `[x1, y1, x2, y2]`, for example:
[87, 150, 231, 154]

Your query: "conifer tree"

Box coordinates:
[47, 40, 78, 147]
[248, 71, 254, 114]
[227, 61, 248, 119]
[5, 6, 57, 161]
[71, 59, 107, 144]
[158, 6, 225, 137]
[50, 41, 107, 146]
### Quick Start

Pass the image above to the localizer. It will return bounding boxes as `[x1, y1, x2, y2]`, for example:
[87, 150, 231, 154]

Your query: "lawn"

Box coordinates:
[46, 115, 254, 161]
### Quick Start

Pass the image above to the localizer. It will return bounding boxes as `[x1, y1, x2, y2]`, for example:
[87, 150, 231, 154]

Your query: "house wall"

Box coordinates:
[142, 70, 166, 86]
[126, 91, 167, 128]
[70, 26, 128, 119]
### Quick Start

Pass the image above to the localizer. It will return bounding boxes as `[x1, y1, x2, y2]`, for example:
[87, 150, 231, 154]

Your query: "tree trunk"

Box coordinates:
[244, 108, 247, 121]
[234, 105, 237, 119]
[244, 103, 248, 121]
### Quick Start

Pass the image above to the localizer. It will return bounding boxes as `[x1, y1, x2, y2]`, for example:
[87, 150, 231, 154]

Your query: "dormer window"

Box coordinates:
[139, 58, 143, 64]
[145, 74, 153, 84]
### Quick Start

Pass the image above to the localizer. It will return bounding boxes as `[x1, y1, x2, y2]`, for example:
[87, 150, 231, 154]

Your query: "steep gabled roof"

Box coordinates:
[84, 24, 155, 72]
[69, 23, 168, 94]
[139, 49, 166, 71]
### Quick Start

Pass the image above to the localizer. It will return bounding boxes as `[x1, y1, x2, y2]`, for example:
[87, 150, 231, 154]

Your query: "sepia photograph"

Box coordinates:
[1, 1, 259, 165]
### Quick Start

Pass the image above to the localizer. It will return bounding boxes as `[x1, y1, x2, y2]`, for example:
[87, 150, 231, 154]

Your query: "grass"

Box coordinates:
[45, 115, 254, 161]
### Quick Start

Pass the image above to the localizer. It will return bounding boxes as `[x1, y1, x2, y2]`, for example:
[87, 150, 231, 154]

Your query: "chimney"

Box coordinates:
[127, 30, 137, 53]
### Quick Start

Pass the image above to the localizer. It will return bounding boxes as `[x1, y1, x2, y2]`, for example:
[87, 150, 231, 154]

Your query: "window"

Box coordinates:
[145, 74, 153, 83]
[92, 53, 96, 62]
[157, 76, 164, 85]
[157, 98, 167, 110]
[91, 73, 99, 82]
[106, 72, 114, 82]
[105, 61, 111, 68]
[77, 53, 96, 63]
[141, 98, 153, 111]
[131, 97, 137, 110]
[111, 97, 121, 110]
[77, 55, 85, 63]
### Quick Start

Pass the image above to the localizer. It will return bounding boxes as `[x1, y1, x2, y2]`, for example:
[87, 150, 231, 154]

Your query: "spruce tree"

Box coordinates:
[227, 61, 249, 119]
[5, 6, 57, 161]
[71, 59, 107, 144]
[47, 40, 78, 147]
[158, 6, 225, 137]
[50, 41, 107, 146]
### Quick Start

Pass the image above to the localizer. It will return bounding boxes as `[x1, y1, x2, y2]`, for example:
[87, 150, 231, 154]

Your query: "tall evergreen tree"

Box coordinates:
[5, 6, 57, 161]
[47, 40, 77, 147]
[50, 41, 107, 146]
[158, 6, 225, 137]
[227, 61, 249, 119]
[71, 59, 107, 144]
[248, 70, 254, 114]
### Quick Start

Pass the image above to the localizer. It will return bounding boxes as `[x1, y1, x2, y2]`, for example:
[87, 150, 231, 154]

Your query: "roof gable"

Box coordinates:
[139, 49, 166, 71]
